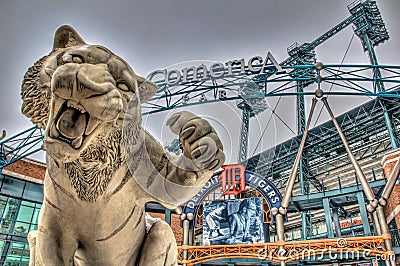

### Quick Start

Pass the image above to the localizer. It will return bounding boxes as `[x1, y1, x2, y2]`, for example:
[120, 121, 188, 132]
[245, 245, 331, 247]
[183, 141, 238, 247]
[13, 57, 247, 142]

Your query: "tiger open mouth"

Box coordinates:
[49, 99, 101, 149]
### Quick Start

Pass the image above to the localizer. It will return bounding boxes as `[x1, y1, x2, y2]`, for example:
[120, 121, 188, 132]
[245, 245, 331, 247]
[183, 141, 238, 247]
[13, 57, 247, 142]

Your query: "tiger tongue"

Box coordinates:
[56, 107, 87, 139]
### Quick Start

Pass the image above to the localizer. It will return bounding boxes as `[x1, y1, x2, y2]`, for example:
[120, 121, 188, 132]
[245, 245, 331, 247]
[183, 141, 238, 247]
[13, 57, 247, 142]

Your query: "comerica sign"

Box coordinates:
[147, 52, 285, 88]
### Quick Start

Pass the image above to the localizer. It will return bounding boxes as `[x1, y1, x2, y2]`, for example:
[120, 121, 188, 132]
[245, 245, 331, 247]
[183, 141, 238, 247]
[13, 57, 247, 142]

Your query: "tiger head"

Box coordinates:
[21, 25, 157, 162]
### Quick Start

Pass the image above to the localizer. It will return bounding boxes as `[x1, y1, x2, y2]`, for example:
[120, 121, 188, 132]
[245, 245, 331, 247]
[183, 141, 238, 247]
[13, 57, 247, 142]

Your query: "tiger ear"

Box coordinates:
[53, 25, 86, 51]
[137, 76, 157, 102]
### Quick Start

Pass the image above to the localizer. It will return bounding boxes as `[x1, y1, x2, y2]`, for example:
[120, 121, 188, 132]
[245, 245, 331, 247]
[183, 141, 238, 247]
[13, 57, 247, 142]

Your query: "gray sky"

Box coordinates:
[1, 0, 399, 163]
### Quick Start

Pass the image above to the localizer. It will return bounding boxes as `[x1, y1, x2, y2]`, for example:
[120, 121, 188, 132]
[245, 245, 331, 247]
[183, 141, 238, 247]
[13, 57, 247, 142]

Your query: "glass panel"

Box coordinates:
[0, 240, 5, 258]
[32, 208, 40, 225]
[21, 201, 35, 208]
[0, 196, 7, 217]
[29, 224, 37, 232]
[0, 219, 13, 234]
[2, 199, 19, 220]
[5, 242, 30, 265]
[0, 195, 42, 238]
[0, 198, 19, 234]
[13, 222, 30, 236]
[22, 183, 43, 203]
[17, 205, 34, 224]
[1, 178, 24, 198]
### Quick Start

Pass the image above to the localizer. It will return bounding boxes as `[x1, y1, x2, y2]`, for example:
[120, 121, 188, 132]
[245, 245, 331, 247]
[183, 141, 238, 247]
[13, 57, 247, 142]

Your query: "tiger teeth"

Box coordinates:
[50, 123, 59, 138]
[85, 117, 101, 135]
[67, 100, 86, 113]
[71, 136, 83, 149]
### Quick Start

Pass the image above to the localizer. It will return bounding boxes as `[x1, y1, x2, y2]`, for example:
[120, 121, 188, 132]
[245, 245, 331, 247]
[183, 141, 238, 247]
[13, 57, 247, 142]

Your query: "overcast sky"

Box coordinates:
[1, 0, 399, 163]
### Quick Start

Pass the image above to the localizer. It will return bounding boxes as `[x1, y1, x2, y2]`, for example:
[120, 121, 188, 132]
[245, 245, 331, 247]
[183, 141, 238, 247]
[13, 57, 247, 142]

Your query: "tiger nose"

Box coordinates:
[76, 64, 116, 96]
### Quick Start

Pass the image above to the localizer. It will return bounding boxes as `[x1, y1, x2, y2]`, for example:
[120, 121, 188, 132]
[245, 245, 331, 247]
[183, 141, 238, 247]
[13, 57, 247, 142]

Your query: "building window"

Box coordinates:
[5, 241, 30, 266]
[0, 196, 41, 237]
[0, 197, 18, 235]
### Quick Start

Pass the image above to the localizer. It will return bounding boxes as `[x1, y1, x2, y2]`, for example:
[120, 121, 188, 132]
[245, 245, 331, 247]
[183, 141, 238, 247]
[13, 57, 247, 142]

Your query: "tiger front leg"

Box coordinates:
[166, 111, 225, 186]
[27, 231, 37, 266]
[28, 205, 78, 266]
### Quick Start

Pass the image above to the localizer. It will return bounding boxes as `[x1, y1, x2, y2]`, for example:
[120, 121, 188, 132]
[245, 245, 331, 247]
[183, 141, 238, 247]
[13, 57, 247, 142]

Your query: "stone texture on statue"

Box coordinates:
[21, 25, 225, 266]
[382, 149, 400, 229]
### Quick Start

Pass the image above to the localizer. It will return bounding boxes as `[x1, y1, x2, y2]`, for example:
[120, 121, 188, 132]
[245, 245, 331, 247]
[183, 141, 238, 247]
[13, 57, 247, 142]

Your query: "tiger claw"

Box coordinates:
[166, 111, 197, 135]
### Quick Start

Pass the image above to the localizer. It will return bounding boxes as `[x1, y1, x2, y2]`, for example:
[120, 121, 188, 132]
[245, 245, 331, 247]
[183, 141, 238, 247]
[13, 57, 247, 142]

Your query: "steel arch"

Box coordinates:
[142, 64, 400, 115]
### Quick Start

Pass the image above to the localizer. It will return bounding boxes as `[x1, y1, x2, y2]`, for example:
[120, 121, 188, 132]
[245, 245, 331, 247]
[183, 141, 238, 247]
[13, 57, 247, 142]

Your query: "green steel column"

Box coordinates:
[264, 223, 270, 242]
[380, 102, 398, 149]
[362, 34, 398, 149]
[238, 103, 251, 162]
[165, 208, 171, 225]
[323, 197, 334, 238]
[332, 207, 342, 237]
[357, 191, 371, 236]
[297, 82, 313, 239]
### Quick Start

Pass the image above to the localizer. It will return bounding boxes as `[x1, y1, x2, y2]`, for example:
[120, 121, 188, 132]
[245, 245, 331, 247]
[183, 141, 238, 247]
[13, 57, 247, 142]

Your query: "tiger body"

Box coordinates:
[22, 25, 225, 266]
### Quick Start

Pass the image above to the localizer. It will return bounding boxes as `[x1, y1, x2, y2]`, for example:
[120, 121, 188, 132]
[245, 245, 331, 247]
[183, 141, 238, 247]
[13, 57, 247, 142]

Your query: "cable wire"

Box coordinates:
[313, 33, 355, 127]
[251, 96, 282, 156]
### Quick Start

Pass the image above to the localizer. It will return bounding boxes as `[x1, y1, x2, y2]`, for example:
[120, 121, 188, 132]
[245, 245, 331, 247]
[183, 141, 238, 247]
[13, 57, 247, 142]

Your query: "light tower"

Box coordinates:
[348, 0, 398, 149]
[237, 81, 268, 163]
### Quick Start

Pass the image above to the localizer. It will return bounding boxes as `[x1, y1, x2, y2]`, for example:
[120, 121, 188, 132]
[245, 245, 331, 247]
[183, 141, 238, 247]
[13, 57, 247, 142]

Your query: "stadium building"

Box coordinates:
[1, 0, 400, 265]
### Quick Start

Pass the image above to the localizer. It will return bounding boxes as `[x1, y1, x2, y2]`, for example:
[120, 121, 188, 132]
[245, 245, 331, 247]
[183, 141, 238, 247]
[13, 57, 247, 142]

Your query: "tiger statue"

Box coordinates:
[21, 25, 225, 265]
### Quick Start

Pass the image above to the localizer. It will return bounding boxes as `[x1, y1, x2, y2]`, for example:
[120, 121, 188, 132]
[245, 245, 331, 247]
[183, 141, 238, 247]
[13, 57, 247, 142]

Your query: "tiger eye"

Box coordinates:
[72, 56, 83, 64]
[117, 82, 130, 91]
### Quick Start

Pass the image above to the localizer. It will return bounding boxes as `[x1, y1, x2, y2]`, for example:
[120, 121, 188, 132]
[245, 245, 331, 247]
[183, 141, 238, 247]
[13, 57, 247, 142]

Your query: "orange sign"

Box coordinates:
[340, 217, 372, 228]
[219, 164, 246, 196]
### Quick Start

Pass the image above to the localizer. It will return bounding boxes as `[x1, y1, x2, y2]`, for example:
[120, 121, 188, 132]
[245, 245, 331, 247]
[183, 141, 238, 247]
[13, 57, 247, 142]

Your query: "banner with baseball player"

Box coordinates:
[203, 198, 264, 245]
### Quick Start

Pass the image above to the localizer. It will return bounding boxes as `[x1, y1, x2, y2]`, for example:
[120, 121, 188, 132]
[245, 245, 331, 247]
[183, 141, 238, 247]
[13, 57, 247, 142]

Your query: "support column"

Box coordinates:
[188, 228, 193, 245]
[362, 33, 398, 149]
[332, 207, 342, 237]
[357, 191, 371, 236]
[376, 206, 393, 250]
[238, 103, 251, 162]
[380, 102, 398, 149]
[275, 213, 286, 266]
[373, 211, 382, 235]
[264, 223, 270, 242]
[323, 198, 334, 238]
[165, 208, 171, 225]
[180, 213, 191, 266]
[297, 83, 313, 239]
